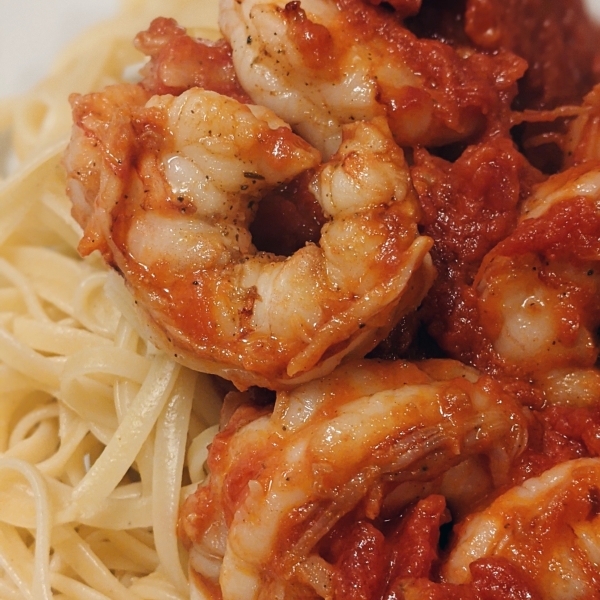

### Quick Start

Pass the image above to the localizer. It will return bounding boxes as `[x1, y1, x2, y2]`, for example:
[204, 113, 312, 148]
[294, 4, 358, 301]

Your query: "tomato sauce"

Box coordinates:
[407, 0, 600, 111]
[408, 137, 542, 367]
[134, 17, 251, 102]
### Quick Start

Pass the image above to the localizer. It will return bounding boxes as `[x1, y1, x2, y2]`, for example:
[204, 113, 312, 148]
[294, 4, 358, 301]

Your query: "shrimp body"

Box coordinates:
[474, 162, 600, 404]
[180, 358, 527, 600]
[219, 0, 524, 158]
[443, 458, 600, 599]
[65, 85, 434, 390]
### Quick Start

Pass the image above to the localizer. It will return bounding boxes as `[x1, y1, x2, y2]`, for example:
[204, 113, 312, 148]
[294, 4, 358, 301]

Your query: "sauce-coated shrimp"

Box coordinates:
[219, 0, 525, 157]
[443, 458, 600, 599]
[65, 85, 434, 390]
[474, 161, 600, 405]
[179, 358, 527, 600]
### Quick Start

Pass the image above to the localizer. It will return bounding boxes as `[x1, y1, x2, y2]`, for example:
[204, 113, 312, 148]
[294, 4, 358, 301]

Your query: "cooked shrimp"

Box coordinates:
[219, 0, 525, 158]
[65, 85, 434, 390]
[443, 457, 600, 599]
[474, 161, 600, 405]
[179, 358, 527, 600]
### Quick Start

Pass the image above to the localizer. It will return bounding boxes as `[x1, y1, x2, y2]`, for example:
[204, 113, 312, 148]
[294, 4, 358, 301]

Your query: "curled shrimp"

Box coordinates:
[443, 457, 600, 599]
[219, 0, 525, 158]
[179, 358, 527, 600]
[474, 161, 600, 405]
[65, 84, 434, 390]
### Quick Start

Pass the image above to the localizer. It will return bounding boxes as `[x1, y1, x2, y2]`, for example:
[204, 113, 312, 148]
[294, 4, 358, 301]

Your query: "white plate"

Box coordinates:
[0, 0, 119, 98]
[1, 0, 600, 98]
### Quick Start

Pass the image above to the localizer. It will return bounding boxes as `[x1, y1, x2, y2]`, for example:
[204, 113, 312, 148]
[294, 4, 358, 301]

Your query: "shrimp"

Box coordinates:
[219, 0, 526, 158]
[442, 457, 600, 599]
[474, 161, 600, 406]
[64, 84, 435, 390]
[179, 358, 527, 600]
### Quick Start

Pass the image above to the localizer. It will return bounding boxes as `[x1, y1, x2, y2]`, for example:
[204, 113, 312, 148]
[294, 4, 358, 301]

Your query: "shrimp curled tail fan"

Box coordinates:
[179, 358, 528, 600]
[64, 84, 435, 390]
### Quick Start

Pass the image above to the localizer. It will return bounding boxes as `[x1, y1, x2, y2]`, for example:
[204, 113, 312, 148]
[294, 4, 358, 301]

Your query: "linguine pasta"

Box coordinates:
[0, 1, 222, 598]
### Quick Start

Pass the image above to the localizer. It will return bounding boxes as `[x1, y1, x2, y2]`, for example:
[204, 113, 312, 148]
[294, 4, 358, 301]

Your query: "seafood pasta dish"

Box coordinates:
[1, 0, 600, 597]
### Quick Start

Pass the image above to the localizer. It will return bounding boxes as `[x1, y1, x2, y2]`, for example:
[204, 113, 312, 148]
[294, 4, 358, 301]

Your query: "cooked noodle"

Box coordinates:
[0, 1, 222, 598]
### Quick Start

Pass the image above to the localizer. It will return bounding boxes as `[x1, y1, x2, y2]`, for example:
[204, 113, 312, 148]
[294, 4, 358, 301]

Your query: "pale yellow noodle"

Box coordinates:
[187, 425, 220, 485]
[37, 413, 89, 479]
[0, 458, 53, 600]
[152, 370, 196, 592]
[0, 578, 24, 600]
[84, 530, 159, 575]
[0, 145, 63, 240]
[62, 347, 151, 388]
[12, 317, 112, 356]
[73, 272, 121, 338]
[0, 326, 62, 390]
[113, 320, 146, 422]
[0, 258, 51, 322]
[53, 525, 140, 600]
[50, 571, 114, 600]
[9, 245, 96, 318]
[6, 405, 60, 464]
[0, 522, 37, 599]
[69, 356, 179, 518]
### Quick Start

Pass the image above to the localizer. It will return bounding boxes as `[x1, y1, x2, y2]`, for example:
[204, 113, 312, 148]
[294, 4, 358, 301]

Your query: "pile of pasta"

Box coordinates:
[0, 1, 222, 598]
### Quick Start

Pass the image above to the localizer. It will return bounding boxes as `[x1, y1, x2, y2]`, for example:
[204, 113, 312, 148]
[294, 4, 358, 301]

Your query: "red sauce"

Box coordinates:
[318, 496, 450, 599]
[368, 0, 422, 19]
[405, 0, 600, 171]
[134, 17, 251, 102]
[317, 496, 543, 599]
[468, 557, 542, 600]
[250, 170, 328, 256]
[409, 137, 542, 366]
[335, 0, 526, 145]
[464, 0, 600, 111]
[284, 2, 339, 75]
[511, 406, 600, 484]
[406, 0, 600, 111]
[384, 495, 449, 581]
[497, 196, 600, 261]
[330, 521, 387, 600]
